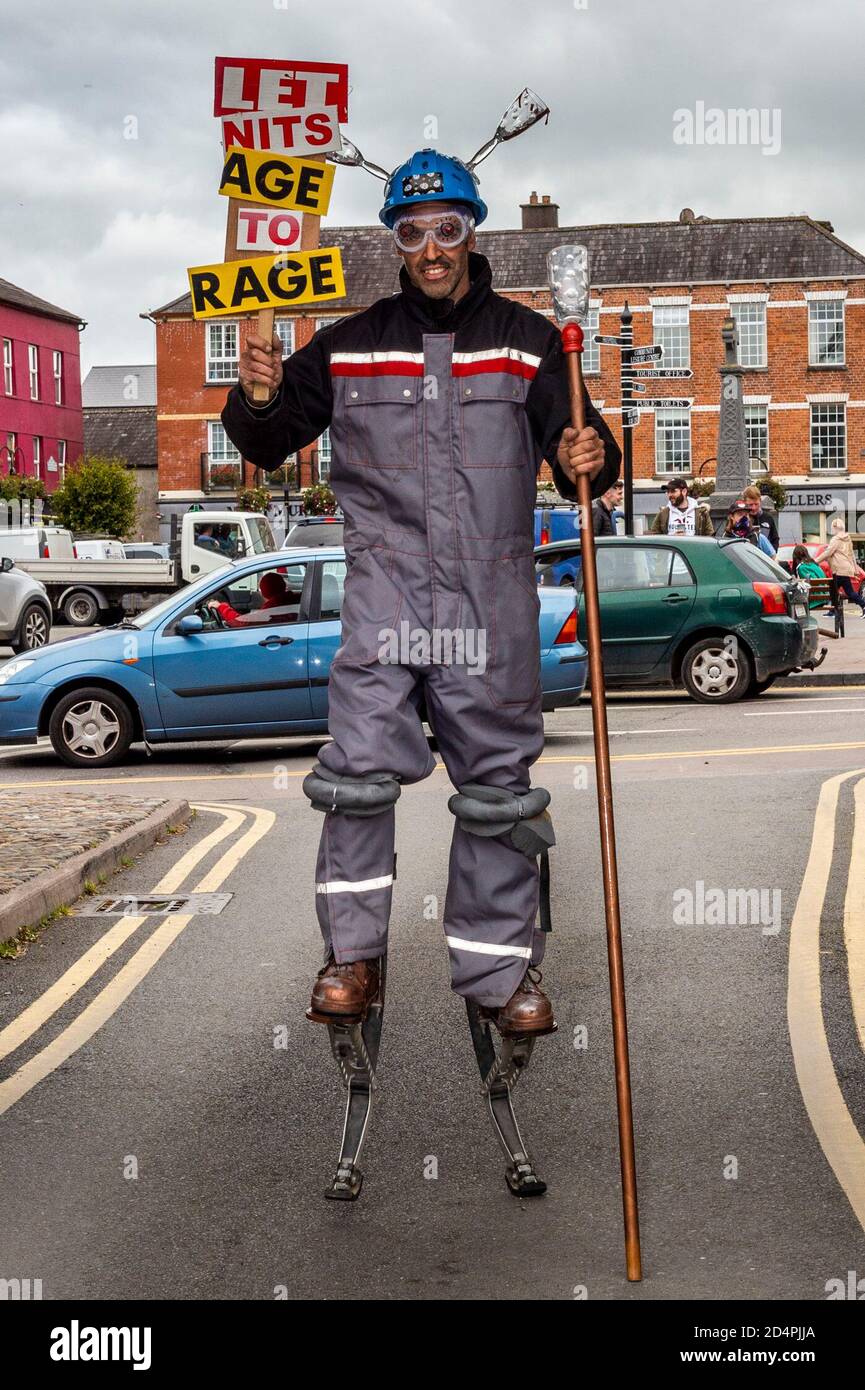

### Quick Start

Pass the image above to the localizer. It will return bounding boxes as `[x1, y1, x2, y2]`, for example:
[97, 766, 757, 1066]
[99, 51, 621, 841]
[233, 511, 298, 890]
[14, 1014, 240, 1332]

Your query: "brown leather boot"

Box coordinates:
[307, 954, 381, 1023]
[482, 968, 556, 1037]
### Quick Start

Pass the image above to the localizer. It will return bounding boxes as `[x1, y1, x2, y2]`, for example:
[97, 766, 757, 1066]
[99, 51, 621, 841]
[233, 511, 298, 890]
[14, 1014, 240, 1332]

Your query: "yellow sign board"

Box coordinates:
[187, 248, 345, 319]
[218, 146, 335, 214]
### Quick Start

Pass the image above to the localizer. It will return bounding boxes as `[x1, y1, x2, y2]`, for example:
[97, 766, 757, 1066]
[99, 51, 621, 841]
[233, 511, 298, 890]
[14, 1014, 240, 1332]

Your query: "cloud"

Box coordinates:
[2, 0, 863, 374]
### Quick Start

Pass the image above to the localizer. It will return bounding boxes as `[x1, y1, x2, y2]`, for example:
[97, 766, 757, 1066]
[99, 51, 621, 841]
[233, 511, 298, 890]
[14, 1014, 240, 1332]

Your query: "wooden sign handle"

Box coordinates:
[251, 308, 276, 402]
[242, 160, 324, 403]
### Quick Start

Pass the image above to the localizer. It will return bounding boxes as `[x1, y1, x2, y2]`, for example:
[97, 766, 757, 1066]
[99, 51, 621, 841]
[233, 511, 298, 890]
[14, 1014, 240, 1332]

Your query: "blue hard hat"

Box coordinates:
[379, 149, 488, 228]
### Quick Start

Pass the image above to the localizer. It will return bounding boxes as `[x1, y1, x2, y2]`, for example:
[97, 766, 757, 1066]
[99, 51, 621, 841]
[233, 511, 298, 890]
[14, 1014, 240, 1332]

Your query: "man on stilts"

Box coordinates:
[222, 146, 621, 1193]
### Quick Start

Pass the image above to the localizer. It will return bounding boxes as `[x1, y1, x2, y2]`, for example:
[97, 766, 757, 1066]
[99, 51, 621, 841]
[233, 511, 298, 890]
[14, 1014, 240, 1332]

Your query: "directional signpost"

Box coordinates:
[594, 308, 694, 533]
[624, 366, 693, 379]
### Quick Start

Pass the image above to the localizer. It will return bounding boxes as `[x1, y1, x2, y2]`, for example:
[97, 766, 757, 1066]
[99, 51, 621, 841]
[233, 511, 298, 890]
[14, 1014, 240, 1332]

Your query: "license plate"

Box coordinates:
[795, 603, 807, 618]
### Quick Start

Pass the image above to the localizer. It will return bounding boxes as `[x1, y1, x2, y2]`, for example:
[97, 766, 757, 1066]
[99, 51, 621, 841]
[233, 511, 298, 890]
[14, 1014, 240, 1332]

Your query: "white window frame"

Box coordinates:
[654, 407, 692, 475]
[207, 420, 241, 486]
[32, 436, 42, 478]
[582, 302, 601, 375]
[317, 427, 332, 480]
[57, 439, 67, 478]
[275, 319, 294, 357]
[2, 339, 12, 395]
[731, 301, 767, 368]
[206, 321, 239, 382]
[28, 344, 39, 400]
[810, 402, 846, 471]
[652, 303, 691, 370]
[53, 350, 63, 404]
[744, 404, 769, 471]
[808, 299, 845, 367]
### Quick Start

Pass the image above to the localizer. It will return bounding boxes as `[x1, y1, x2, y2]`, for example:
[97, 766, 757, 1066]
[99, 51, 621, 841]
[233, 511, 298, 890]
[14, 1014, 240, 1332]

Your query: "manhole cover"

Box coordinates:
[75, 893, 233, 917]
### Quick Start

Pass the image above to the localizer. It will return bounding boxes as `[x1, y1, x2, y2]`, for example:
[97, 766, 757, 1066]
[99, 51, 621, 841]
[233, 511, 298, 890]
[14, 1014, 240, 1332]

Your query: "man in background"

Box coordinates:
[651, 477, 713, 537]
[591, 479, 623, 536]
[742, 485, 779, 555]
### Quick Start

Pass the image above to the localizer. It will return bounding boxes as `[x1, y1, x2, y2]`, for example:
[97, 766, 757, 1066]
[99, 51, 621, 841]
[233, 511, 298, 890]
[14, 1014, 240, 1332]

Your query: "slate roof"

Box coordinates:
[82, 405, 157, 471]
[149, 215, 865, 319]
[82, 364, 157, 408]
[0, 276, 84, 325]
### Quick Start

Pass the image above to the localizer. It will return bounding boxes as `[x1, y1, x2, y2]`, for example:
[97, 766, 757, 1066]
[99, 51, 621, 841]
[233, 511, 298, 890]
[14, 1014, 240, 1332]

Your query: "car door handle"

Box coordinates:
[662, 592, 689, 604]
[258, 634, 294, 646]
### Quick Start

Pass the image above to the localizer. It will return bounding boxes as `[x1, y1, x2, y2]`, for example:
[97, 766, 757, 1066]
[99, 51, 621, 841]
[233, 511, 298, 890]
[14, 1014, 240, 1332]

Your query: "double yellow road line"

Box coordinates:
[788, 769, 865, 1230]
[0, 802, 274, 1116]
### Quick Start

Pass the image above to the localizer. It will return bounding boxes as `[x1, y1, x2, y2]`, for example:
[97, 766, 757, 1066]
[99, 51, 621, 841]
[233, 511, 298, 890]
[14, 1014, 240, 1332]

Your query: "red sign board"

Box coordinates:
[213, 57, 349, 122]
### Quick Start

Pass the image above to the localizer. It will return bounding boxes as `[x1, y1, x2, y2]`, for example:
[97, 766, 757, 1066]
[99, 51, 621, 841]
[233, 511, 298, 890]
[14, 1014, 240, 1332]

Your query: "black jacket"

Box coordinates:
[221, 253, 620, 503]
[591, 499, 617, 536]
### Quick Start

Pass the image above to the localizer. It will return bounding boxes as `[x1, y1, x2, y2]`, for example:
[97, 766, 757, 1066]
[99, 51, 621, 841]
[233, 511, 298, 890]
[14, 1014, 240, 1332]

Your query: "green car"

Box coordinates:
[535, 535, 823, 703]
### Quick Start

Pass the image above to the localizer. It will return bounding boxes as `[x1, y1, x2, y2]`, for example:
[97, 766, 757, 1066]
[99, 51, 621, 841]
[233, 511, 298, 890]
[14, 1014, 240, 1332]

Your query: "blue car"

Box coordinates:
[0, 548, 586, 767]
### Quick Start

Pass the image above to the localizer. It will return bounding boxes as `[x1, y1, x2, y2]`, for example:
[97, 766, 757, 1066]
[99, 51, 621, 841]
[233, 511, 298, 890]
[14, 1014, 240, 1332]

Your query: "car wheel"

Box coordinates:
[63, 590, 100, 626]
[48, 686, 135, 767]
[12, 603, 51, 652]
[681, 637, 753, 703]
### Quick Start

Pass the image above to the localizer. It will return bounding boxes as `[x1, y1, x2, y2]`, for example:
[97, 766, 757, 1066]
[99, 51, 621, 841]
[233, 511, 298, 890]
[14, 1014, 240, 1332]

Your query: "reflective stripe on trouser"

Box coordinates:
[314, 635, 546, 1008]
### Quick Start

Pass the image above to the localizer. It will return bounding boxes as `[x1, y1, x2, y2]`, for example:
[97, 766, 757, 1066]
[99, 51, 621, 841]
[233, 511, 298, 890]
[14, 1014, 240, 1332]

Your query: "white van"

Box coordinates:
[73, 537, 126, 560]
[0, 526, 76, 561]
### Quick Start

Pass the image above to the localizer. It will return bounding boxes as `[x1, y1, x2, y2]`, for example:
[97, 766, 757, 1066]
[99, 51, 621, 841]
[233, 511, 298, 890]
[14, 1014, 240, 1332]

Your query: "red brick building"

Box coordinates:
[150, 201, 865, 542]
[0, 278, 85, 491]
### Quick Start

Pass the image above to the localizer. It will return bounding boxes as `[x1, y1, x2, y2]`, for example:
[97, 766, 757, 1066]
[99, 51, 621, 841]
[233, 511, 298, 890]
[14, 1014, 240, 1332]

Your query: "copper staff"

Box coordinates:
[547, 245, 642, 1282]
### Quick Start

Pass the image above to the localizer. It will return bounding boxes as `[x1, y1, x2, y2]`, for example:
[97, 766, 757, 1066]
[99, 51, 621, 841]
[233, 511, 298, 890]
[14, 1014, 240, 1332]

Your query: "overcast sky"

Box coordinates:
[3, 0, 864, 375]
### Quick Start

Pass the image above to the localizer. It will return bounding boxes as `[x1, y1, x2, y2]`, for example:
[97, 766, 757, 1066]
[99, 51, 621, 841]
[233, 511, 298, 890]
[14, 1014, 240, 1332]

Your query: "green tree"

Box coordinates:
[50, 455, 138, 537]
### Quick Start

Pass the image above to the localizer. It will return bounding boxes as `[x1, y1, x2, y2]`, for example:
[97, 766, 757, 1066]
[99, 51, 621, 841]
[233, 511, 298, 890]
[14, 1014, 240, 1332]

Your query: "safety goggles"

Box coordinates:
[392, 208, 475, 254]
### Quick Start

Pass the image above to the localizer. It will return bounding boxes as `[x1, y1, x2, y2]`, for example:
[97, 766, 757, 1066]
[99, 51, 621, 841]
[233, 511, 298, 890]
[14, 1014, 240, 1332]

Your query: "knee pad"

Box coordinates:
[303, 763, 402, 816]
[447, 782, 555, 857]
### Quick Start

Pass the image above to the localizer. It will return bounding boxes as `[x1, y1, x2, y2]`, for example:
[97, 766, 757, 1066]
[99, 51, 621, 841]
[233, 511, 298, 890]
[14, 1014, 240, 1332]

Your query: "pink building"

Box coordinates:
[0, 278, 85, 492]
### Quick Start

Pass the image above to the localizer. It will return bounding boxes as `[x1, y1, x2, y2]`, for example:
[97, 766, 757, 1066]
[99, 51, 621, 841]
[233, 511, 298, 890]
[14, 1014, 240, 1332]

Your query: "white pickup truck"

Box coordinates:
[4, 510, 277, 626]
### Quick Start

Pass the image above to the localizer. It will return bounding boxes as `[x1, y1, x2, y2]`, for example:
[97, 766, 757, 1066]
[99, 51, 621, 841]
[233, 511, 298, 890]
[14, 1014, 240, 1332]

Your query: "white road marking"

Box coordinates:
[744, 707, 865, 717]
[566, 728, 698, 736]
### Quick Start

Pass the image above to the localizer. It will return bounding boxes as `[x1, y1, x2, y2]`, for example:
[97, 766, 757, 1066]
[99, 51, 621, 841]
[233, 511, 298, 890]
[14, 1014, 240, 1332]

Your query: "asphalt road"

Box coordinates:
[1, 687, 864, 1300]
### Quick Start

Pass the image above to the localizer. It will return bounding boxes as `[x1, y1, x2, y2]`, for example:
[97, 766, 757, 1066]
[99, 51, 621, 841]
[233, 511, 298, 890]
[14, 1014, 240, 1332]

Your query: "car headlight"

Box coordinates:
[0, 658, 36, 684]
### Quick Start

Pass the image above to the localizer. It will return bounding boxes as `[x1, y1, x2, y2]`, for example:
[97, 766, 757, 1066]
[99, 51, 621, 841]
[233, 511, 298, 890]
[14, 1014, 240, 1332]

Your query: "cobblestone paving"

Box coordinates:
[0, 792, 174, 894]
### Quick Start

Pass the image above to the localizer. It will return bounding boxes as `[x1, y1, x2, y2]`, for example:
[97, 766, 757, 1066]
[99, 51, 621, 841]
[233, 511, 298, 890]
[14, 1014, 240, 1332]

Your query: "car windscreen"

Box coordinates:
[246, 518, 277, 554]
[285, 522, 344, 546]
[128, 563, 235, 627]
[722, 540, 791, 583]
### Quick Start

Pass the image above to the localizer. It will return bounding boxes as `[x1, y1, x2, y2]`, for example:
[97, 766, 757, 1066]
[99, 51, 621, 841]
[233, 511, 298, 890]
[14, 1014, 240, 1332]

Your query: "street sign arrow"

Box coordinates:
[638, 398, 692, 409]
[623, 366, 693, 379]
[626, 381, 646, 393]
[625, 345, 663, 362]
[594, 334, 629, 346]
[622, 409, 641, 427]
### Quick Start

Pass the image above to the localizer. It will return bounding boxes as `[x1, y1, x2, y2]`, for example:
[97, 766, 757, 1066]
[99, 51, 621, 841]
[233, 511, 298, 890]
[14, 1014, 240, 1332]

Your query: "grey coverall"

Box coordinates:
[222, 252, 620, 1005]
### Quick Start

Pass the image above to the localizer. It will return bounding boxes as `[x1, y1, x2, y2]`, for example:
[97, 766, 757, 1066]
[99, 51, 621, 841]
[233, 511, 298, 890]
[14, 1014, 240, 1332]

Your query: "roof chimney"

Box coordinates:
[520, 192, 559, 230]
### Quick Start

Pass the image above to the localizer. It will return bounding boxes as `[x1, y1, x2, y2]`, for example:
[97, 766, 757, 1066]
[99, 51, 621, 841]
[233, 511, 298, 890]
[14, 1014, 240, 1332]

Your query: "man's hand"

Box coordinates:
[238, 332, 283, 404]
[557, 426, 605, 487]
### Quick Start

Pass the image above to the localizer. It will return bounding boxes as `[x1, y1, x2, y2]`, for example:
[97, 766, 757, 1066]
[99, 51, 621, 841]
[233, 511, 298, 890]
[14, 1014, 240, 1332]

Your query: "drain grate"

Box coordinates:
[75, 893, 233, 917]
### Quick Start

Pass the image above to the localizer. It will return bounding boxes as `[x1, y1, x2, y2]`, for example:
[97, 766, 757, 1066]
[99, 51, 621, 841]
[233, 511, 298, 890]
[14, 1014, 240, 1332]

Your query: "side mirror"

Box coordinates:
[176, 613, 204, 636]
[0, 555, 13, 572]
[233, 538, 247, 558]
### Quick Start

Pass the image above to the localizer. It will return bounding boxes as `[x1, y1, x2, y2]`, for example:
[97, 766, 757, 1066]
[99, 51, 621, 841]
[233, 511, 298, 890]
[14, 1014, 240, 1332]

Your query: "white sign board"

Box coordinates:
[235, 205, 303, 252]
[220, 108, 342, 155]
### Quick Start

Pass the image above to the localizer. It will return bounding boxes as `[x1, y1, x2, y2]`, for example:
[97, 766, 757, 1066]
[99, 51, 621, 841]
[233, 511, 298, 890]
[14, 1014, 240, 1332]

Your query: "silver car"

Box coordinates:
[0, 556, 52, 652]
